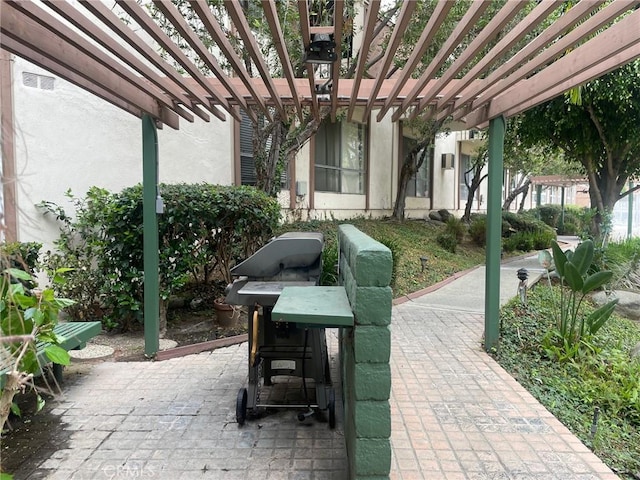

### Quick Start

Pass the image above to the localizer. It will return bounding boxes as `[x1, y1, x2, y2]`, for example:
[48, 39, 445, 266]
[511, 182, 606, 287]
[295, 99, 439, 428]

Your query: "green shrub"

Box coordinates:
[503, 232, 534, 253]
[436, 232, 457, 253]
[469, 216, 486, 246]
[39, 184, 280, 330]
[0, 242, 42, 289]
[445, 216, 466, 243]
[376, 236, 402, 289]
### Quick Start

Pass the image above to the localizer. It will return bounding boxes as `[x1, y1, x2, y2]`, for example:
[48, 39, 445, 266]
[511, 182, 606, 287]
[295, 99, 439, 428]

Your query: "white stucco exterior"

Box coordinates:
[4, 55, 490, 251]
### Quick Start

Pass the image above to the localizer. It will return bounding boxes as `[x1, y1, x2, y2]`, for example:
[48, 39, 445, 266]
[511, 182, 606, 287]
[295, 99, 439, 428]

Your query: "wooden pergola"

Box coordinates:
[2, 0, 639, 355]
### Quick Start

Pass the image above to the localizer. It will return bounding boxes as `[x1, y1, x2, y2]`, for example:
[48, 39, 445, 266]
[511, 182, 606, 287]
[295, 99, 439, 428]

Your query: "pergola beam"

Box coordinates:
[1, 2, 179, 129]
[188, 0, 277, 121]
[362, 0, 417, 123]
[435, 0, 564, 122]
[261, 0, 304, 121]
[223, 0, 287, 120]
[453, 0, 623, 120]
[466, 8, 640, 127]
[347, 0, 380, 122]
[42, 0, 197, 124]
[153, 0, 267, 122]
[115, 0, 237, 121]
[329, 0, 344, 122]
[375, 0, 451, 122]
[79, 0, 223, 122]
[297, 0, 319, 121]
[414, 0, 528, 115]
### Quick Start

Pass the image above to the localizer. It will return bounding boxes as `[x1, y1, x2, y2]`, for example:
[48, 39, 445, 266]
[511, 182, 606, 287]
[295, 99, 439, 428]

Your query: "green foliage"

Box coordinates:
[469, 212, 555, 250]
[468, 216, 486, 247]
[543, 240, 618, 358]
[498, 286, 640, 475]
[1, 266, 75, 429]
[278, 218, 486, 297]
[0, 242, 42, 290]
[436, 232, 457, 253]
[600, 238, 640, 292]
[529, 204, 593, 236]
[444, 216, 465, 243]
[39, 184, 280, 329]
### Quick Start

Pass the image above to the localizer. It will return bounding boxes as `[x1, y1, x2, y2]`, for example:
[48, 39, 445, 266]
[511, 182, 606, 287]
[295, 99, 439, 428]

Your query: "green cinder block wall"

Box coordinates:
[338, 224, 392, 480]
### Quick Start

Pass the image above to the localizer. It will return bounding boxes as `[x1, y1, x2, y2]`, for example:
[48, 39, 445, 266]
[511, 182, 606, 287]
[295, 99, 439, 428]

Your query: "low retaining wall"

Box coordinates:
[338, 224, 393, 480]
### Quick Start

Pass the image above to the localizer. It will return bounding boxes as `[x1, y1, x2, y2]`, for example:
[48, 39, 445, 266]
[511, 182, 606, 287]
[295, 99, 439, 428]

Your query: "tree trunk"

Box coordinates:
[517, 182, 530, 213]
[392, 162, 412, 220]
[503, 177, 531, 211]
[462, 168, 487, 223]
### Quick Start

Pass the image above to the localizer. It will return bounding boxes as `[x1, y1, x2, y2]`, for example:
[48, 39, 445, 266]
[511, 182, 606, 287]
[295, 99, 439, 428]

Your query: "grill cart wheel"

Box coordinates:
[328, 388, 336, 429]
[236, 388, 248, 426]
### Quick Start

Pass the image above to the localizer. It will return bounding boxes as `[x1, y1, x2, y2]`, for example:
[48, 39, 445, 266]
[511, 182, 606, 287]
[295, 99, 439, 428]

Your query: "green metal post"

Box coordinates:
[560, 186, 565, 234]
[536, 185, 542, 207]
[629, 181, 634, 239]
[143, 114, 160, 357]
[484, 115, 505, 353]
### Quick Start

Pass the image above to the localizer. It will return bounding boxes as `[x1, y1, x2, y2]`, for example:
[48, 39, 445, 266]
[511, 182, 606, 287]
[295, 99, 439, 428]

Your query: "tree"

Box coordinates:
[461, 147, 488, 223]
[516, 60, 640, 237]
[392, 118, 443, 220]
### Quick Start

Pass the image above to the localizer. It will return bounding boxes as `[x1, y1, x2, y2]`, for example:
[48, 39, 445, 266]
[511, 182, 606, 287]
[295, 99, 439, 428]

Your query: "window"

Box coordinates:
[402, 135, 431, 198]
[459, 153, 472, 202]
[239, 110, 256, 185]
[315, 121, 366, 194]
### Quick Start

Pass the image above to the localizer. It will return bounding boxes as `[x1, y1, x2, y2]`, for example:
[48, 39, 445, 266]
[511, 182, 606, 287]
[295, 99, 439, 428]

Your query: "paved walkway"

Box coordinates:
[6, 237, 620, 479]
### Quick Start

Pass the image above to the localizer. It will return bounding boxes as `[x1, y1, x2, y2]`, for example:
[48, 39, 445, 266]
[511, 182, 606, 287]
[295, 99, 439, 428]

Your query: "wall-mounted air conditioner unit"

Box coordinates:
[441, 153, 455, 170]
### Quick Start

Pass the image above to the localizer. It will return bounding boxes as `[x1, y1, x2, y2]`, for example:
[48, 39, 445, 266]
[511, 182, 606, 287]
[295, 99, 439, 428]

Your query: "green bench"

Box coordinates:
[1, 321, 102, 389]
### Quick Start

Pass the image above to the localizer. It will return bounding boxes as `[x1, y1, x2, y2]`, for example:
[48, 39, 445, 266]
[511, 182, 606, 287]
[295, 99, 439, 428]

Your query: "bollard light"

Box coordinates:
[517, 268, 529, 282]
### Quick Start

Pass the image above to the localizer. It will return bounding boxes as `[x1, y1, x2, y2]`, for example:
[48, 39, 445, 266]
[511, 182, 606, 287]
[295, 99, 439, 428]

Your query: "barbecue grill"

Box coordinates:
[225, 232, 336, 428]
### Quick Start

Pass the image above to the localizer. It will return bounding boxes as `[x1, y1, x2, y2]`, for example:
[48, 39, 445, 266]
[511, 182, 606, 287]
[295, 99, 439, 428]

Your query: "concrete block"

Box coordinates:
[354, 438, 391, 476]
[353, 286, 392, 326]
[355, 401, 391, 438]
[339, 224, 392, 287]
[354, 326, 390, 363]
[355, 363, 391, 400]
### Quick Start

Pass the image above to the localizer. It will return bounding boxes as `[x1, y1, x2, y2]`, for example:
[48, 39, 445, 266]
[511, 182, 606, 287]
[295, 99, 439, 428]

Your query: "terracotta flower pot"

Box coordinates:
[213, 299, 241, 327]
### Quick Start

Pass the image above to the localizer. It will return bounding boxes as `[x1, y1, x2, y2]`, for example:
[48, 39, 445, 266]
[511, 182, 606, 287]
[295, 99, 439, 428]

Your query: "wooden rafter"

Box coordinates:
[1, 0, 637, 131]
[187, 0, 274, 121]
[434, 0, 565, 122]
[79, 0, 223, 122]
[153, 0, 267, 122]
[222, 0, 287, 120]
[1, 1, 180, 129]
[451, 0, 618, 121]
[297, 0, 319, 120]
[374, 0, 450, 122]
[413, 0, 528, 116]
[261, 0, 304, 121]
[115, 0, 238, 121]
[329, 0, 344, 122]
[466, 8, 640, 127]
[361, 0, 419, 122]
[391, 0, 491, 122]
[347, 0, 380, 122]
[42, 0, 198, 123]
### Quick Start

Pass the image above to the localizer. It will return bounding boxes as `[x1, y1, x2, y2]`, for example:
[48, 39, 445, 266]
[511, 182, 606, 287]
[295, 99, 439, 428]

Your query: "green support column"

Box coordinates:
[629, 181, 634, 239]
[143, 114, 160, 357]
[560, 186, 565, 234]
[484, 116, 505, 352]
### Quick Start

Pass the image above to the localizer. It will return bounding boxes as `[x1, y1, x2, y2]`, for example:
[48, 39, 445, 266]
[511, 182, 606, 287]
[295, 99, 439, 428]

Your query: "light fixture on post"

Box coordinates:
[304, 33, 338, 64]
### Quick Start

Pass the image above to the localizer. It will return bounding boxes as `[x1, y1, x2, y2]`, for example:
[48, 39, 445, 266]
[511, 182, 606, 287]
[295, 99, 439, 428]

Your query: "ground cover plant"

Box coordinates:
[277, 217, 487, 296]
[498, 286, 640, 478]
